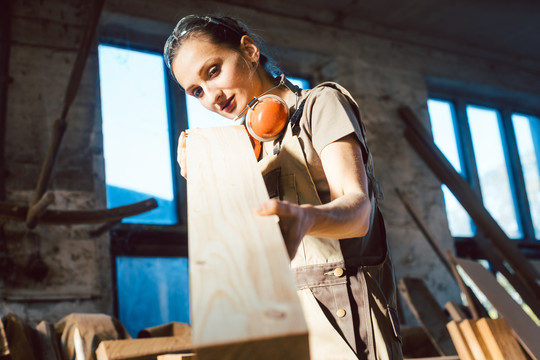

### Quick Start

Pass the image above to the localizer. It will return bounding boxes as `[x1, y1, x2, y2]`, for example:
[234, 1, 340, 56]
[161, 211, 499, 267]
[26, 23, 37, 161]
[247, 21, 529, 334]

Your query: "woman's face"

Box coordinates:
[171, 35, 263, 120]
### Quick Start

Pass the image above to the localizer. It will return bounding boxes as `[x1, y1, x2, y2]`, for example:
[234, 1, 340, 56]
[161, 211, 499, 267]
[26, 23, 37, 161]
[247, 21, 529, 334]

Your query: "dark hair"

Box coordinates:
[163, 15, 280, 82]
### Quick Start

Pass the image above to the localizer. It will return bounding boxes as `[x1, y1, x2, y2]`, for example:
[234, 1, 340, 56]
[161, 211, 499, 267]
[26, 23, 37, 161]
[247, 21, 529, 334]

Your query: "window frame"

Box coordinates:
[427, 78, 540, 259]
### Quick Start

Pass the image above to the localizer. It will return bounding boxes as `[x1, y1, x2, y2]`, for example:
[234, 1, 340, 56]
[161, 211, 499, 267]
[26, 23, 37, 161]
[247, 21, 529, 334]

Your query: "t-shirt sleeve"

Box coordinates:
[306, 87, 368, 160]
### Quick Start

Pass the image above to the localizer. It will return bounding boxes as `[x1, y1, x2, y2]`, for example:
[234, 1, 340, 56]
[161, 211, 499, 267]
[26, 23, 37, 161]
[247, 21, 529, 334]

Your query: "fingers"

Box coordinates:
[256, 199, 282, 216]
[177, 131, 188, 179]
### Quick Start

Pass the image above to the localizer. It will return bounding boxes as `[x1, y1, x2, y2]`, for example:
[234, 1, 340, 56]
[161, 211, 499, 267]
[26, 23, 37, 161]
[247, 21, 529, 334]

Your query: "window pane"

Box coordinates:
[467, 105, 521, 238]
[186, 76, 310, 129]
[513, 114, 540, 239]
[116, 256, 190, 337]
[427, 99, 473, 237]
[98, 45, 177, 224]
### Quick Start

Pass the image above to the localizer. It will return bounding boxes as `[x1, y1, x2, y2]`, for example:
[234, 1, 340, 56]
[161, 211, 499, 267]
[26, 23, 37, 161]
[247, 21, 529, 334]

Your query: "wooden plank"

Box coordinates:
[95, 337, 193, 360]
[456, 257, 540, 360]
[446, 321, 474, 360]
[398, 277, 457, 356]
[157, 354, 197, 360]
[476, 318, 527, 360]
[458, 319, 490, 360]
[444, 301, 468, 322]
[186, 126, 309, 360]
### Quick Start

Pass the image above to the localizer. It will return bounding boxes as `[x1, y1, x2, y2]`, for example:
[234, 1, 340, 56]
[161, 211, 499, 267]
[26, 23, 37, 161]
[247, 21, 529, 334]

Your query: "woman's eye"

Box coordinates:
[209, 65, 219, 78]
[193, 87, 202, 98]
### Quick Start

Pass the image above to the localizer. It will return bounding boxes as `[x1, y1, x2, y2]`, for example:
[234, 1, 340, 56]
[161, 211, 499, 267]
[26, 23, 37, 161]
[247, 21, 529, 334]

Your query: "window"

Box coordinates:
[98, 44, 179, 225]
[427, 97, 540, 251]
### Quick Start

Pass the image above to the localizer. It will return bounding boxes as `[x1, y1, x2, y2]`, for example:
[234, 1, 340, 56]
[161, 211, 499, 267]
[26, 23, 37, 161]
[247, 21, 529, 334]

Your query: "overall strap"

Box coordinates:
[294, 82, 384, 201]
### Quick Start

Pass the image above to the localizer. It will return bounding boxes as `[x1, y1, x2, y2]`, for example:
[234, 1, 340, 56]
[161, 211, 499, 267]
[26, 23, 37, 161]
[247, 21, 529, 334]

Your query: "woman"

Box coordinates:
[164, 15, 403, 360]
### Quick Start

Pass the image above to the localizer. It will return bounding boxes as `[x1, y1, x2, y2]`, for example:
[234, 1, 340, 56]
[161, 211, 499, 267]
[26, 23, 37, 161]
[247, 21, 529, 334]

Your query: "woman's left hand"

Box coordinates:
[256, 199, 313, 260]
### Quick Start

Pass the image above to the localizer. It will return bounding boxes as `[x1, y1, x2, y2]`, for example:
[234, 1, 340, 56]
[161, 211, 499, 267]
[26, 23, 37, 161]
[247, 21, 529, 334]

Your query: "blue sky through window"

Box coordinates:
[98, 44, 177, 224]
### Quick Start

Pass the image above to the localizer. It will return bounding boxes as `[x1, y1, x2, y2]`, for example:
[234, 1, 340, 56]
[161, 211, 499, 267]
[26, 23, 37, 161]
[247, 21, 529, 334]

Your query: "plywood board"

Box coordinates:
[456, 257, 540, 360]
[186, 126, 309, 359]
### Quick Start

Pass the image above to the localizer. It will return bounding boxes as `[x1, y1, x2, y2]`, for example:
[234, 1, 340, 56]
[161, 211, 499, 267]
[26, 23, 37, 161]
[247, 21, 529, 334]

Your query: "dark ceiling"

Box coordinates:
[224, 0, 540, 67]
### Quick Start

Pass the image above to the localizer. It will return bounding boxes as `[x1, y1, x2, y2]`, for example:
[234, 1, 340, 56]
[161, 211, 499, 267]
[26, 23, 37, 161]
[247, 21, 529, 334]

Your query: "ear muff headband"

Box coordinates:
[245, 94, 289, 142]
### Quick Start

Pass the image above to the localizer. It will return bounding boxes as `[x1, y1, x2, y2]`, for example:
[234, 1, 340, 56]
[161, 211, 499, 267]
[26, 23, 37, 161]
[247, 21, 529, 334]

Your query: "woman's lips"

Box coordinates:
[221, 95, 235, 113]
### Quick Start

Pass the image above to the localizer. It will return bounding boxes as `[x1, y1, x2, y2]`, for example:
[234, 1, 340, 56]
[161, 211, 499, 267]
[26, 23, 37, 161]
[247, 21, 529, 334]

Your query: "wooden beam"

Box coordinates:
[455, 257, 540, 360]
[186, 126, 309, 360]
[398, 277, 457, 356]
[0, 198, 157, 224]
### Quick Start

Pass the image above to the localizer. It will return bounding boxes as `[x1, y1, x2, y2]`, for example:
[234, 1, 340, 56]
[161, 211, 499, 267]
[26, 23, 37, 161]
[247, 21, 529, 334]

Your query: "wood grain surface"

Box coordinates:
[186, 126, 308, 357]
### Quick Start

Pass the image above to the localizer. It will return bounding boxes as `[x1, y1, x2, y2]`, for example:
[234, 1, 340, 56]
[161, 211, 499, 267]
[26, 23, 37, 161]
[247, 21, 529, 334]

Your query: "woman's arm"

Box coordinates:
[257, 133, 372, 258]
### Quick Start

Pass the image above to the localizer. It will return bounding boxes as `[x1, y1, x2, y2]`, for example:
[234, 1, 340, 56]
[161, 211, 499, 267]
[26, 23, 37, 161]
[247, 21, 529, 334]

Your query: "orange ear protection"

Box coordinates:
[245, 94, 289, 142]
[233, 75, 300, 158]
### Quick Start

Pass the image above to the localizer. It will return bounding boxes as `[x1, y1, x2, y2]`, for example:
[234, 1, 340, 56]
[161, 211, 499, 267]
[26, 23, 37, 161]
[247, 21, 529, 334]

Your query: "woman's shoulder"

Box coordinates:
[302, 82, 359, 116]
[303, 82, 355, 105]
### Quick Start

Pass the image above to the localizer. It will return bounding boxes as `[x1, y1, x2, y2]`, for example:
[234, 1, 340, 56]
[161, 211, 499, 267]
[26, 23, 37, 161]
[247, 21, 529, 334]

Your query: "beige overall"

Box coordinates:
[257, 84, 402, 360]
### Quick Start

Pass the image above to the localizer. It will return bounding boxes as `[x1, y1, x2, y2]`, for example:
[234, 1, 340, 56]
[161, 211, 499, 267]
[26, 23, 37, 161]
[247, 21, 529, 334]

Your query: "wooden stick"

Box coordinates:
[395, 187, 453, 276]
[445, 302, 468, 322]
[26, 192, 55, 229]
[399, 106, 540, 302]
[29, 0, 105, 213]
[0, 198, 157, 225]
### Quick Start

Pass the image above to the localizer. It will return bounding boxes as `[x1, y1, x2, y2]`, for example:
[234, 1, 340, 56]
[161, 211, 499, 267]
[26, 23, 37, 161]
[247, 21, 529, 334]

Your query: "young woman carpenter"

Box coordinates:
[164, 15, 403, 360]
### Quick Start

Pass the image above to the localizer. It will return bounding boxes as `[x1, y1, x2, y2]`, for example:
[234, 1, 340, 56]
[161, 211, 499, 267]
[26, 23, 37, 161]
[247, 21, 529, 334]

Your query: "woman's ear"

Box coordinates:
[240, 35, 260, 63]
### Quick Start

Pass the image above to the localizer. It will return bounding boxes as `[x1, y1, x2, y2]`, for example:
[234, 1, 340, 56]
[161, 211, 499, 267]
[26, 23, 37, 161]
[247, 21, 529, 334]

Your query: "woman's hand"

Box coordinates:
[177, 131, 188, 179]
[257, 134, 373, 260]
[257, 199, 314, 260]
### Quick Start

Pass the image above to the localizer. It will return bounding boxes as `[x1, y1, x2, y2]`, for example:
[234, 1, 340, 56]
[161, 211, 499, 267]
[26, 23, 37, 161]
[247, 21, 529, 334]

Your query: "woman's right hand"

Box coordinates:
[177, 131, 188, 179]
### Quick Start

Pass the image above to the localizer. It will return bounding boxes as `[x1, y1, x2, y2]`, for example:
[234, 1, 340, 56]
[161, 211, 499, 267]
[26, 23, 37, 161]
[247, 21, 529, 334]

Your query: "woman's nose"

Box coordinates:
[204, 87, 223, 110]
